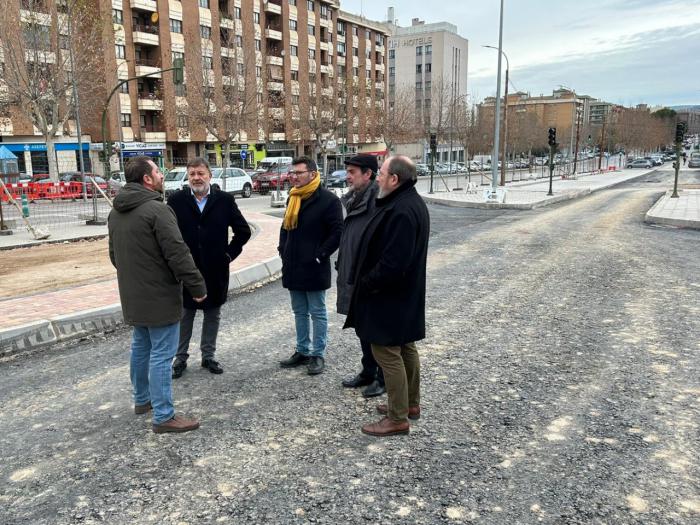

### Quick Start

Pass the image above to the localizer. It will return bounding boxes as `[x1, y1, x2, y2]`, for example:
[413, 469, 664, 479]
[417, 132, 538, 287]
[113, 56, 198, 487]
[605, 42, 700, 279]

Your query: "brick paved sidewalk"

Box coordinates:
[0, 211, 282, 333]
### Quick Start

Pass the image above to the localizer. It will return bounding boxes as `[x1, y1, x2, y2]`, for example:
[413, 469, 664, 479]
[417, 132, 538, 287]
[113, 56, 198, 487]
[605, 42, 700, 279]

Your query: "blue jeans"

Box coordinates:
[289, 290, 328, 357]
[130, 322, 179, 424]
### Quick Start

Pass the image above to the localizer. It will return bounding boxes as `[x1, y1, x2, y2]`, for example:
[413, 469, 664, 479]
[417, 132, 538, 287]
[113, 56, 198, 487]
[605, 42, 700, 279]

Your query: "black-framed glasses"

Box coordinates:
[288, 170, 311, 176]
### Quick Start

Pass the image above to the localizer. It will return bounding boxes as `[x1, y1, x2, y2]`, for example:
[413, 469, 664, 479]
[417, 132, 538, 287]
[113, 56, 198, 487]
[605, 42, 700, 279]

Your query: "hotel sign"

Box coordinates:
[389, 36, 433, 49]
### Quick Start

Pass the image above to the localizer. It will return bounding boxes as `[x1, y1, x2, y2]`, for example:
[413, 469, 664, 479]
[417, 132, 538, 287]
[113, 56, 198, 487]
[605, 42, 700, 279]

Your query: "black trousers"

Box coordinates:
[360, 338, 384, 385]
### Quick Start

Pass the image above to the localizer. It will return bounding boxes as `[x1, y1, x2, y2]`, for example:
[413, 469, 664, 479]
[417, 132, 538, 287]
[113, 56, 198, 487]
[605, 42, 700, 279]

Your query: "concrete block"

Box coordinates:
[264, 256, 283, 275]
[232, 263, 271, 290]
[51, 304, 123, 342]
[0, 320, 56, 356]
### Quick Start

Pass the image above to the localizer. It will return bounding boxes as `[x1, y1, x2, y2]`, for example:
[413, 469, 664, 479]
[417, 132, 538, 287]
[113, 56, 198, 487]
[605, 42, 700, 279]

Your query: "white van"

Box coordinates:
[164, 167, 188, 197]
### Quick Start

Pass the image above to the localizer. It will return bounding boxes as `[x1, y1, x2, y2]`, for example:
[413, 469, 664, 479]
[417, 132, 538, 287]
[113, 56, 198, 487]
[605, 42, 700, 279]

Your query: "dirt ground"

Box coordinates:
[0, 238, 114, 299]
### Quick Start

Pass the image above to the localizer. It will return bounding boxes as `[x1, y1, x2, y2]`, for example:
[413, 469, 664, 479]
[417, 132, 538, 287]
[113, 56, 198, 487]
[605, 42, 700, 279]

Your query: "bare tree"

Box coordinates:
[0, 0, 106, 180]
[176, 27, 258, 172]
[381, 83, 419, 153]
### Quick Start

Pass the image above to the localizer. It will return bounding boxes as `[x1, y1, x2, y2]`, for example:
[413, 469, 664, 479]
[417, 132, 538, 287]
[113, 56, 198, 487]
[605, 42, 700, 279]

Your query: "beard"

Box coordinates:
[378, 188, 387, 198]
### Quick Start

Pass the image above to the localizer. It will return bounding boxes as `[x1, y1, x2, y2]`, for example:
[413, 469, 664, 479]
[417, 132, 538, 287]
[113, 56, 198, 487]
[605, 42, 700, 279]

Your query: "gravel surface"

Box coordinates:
[1, 172, 698, 524]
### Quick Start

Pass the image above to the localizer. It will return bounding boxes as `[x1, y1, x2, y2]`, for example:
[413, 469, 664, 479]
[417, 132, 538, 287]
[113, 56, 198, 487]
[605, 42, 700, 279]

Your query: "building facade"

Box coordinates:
[386, 13, 468, 163]
[0, 0, 389, 176]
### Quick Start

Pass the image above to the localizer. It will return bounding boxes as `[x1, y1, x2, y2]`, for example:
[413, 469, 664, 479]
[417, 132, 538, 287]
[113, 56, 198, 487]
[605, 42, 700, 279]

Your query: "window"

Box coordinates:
[307, 0, 314, 11]
[289, 0, 296, 5]
[352, 26, 359, 36]
[389, 49, 395, 59]
[139, 114, 147, 128]
[115, 44, 126, 59]
[169, 19, 182, 33]
[308, 24, 315, 36]
[199, 0, 209, 7]
[320, 5, 329, 19]
[292, 95, 299, 104]
[425, 80, 431, 90]
[256, 66, 262, 77]
[352, 47, 358, 57]
[202, 56, 213, 69]
[425, 63, 432, 73]
[365, 49, 371, 59]
[254, 12, 260, 24]
[415, 81, 422, 90]
[290, 45, 298, 56]
[236, 35, 243, 47]
[337, 21, 344, 35]
[291, 70, 299, 80]
[289, 19, 297, 31]
[352, 67, 358, 77]
[237, 63, 245, 75]
[177, 115, 188, 128]
[336, 64, 345, 76]
[120, 113, 131, 127]
[416, 46, 422, 56]
[112, 9, 123, 24]
[425, 45, 432, 54]
[255, 39, 261, 51]
[308, 48, 316, 59]
[200, 25, 211, 39]
[337, 42, 346, 56]
[416, 64, 422, 73]
[257, 93, 263, 103]
[119, 82, 129, 94]
[234, 7, 241, 18]
[365, 29, 371, 39]
[389, 66, 395, 76]
[59, 36, 69, 50]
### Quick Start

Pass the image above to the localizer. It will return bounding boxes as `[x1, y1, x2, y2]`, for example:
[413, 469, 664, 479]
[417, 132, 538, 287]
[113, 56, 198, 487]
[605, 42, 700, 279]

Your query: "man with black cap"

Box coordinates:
[336, 154, 385, 397]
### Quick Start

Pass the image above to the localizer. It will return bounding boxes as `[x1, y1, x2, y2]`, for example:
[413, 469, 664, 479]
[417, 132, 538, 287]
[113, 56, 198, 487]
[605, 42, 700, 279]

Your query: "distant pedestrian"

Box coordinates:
[344, 155, 430, 437]
[278, 156, 343, 375]
[336, 155, 385, 398]
[167, 157, 251, 379]
[108, 156, 206, 434]
[682, 152, 687, 166]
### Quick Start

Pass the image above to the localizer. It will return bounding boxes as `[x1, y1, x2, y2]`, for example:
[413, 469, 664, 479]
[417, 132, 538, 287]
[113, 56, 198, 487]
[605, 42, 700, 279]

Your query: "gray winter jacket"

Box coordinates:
[336, 181, 379, 314]
[108, 183, 206, 326]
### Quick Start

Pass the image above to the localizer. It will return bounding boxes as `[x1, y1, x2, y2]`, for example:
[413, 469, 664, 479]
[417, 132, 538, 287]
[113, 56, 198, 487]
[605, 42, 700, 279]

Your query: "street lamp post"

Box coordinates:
[487, 0, 505, 201]
[483, 45, 509, 187]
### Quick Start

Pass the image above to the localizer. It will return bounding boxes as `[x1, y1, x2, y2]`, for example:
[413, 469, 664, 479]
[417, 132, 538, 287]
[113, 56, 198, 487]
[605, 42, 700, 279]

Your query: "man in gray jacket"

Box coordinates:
[337, 155, 385, 397]
[108, 156, 207, 434]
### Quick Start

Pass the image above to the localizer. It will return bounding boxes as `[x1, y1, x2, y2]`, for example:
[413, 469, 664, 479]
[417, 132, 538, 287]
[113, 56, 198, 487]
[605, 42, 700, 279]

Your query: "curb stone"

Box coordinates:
[645, 190, 700, 230]
[0, 257, 281, 358]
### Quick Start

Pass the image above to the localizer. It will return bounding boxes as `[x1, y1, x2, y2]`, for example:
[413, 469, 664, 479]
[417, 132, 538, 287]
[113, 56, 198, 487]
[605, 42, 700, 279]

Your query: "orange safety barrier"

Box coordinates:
[1, 183, 40, 203]
[607, 166, 617, 171]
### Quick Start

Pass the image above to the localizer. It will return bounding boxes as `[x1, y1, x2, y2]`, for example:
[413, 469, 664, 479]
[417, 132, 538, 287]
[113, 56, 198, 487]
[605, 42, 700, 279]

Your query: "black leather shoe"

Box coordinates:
[202, 359, 223, 374]
[172, 361, 187, 379]
[342, 374, 374, 388]
[280, 351, 310, 368]
[362, 380, 386, 398]
[307, 356, 325, 375]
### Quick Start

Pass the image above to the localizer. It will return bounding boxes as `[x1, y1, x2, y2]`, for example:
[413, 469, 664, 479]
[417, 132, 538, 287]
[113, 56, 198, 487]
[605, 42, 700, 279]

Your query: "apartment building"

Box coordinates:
[386, 11, 468, 163]
[0, 0, 389, 175]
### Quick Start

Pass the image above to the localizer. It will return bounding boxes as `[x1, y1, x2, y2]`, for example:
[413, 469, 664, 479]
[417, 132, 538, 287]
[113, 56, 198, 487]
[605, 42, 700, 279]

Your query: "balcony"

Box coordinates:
[130, 0, 157, 12]
[269, 107, 285, 119]
[264, 1, 282, 15]
[141, 125, 165, 142]
[265, 28, 282, 41]
[134, 58, 162, 78]
[270, 133, 286, 141]
[137, 94, 163, 111]
[266, 55, 284, 66]
[132, 25, 159, 46]
[267, 81, 284, 91]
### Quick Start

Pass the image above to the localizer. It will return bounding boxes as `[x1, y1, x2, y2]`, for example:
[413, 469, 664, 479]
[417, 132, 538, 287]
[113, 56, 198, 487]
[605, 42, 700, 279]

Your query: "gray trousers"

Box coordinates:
[175, 306, 221, 363]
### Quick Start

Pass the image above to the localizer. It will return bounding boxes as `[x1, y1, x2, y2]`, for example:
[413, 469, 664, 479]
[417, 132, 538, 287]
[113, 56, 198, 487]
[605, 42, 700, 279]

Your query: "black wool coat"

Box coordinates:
[278, 187, 344, 291]
[344, 181, 430, 346]
[167, 187, 251, 310]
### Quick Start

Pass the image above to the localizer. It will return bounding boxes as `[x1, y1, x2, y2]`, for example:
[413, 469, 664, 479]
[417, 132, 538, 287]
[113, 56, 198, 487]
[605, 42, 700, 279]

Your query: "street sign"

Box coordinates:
[240, 150, 247, 160]
[326, 139, 337, 150]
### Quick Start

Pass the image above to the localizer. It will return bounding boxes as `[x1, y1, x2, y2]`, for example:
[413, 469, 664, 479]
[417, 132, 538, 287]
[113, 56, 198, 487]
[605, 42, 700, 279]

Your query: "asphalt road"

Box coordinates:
[1, 172, 698, 524]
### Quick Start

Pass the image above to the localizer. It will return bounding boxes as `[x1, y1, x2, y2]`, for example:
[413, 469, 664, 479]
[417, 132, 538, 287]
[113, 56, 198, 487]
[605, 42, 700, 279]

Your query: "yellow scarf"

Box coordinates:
[283, 173, 321, 230]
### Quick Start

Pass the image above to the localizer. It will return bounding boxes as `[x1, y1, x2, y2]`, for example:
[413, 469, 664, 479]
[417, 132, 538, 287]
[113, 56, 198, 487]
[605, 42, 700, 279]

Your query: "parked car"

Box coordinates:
[164, 167, 188, 198]
[208, 167, 254, 198]
[415, 163, 430, 176]
[644, 156, 663, 166]
[251, 156, 294, 193]
[626, 159, 653, 169]
[59, 172, 108, 195]
[324, 169, 348, 188]
[688, 152, 700, 168]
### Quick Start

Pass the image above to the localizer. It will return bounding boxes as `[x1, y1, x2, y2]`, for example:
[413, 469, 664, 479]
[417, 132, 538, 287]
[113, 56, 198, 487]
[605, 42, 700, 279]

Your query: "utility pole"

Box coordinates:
[572, 106, 582, 175]
[671, 122, 686, 198]
[598, 115, 607, 171]
[483, 45, 509, 187]
[487, 0, 505, 200]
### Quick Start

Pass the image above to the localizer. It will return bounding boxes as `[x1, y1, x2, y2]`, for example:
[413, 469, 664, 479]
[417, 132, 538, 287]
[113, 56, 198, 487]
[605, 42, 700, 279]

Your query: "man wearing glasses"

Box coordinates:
[278, 156, 343, 375]
[344, 156, 430, 437]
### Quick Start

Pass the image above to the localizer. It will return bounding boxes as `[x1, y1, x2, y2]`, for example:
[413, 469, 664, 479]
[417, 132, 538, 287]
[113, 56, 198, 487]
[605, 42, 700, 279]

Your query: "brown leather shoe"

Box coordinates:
[134, 401, 152, 415]
[361, 417, 410, 437]
[376, 403, 421, 420]
[152, 414, 200, 434]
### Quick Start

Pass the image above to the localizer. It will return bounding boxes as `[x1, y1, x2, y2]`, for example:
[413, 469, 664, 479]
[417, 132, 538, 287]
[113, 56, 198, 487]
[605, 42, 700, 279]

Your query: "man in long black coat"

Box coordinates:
[167, 157, 251, 378]
[278, 156, 343, 375]
[344, 155, 430, 437]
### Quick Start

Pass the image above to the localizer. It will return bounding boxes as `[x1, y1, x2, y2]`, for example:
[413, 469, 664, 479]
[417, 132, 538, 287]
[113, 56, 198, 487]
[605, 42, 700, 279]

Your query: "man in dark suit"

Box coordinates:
[278, 156, 343, 375]
[167, 157, 251, 378]
[345, 155, 430, 437]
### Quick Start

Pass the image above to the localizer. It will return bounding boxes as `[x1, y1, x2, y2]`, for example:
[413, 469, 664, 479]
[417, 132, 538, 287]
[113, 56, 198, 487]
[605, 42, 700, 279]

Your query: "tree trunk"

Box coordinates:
[223, 141, 231, 192]
[46, 136, 59, 182]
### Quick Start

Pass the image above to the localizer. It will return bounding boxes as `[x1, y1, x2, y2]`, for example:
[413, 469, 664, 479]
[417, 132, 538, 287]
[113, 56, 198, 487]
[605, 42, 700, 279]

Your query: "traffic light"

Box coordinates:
[675, 122, 686, 143]
[548, 127, 557, 147]
[173, 58, 184, 85]
[429, 133, 437, 150]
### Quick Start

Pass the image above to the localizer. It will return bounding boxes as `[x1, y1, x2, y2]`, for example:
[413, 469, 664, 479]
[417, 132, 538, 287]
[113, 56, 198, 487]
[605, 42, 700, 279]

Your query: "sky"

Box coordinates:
[341, 0, 700, 107]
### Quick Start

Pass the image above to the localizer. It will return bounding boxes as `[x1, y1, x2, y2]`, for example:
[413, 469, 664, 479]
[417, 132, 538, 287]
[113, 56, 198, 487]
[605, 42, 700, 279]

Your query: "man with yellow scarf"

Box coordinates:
[278, 156, 344, 375]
